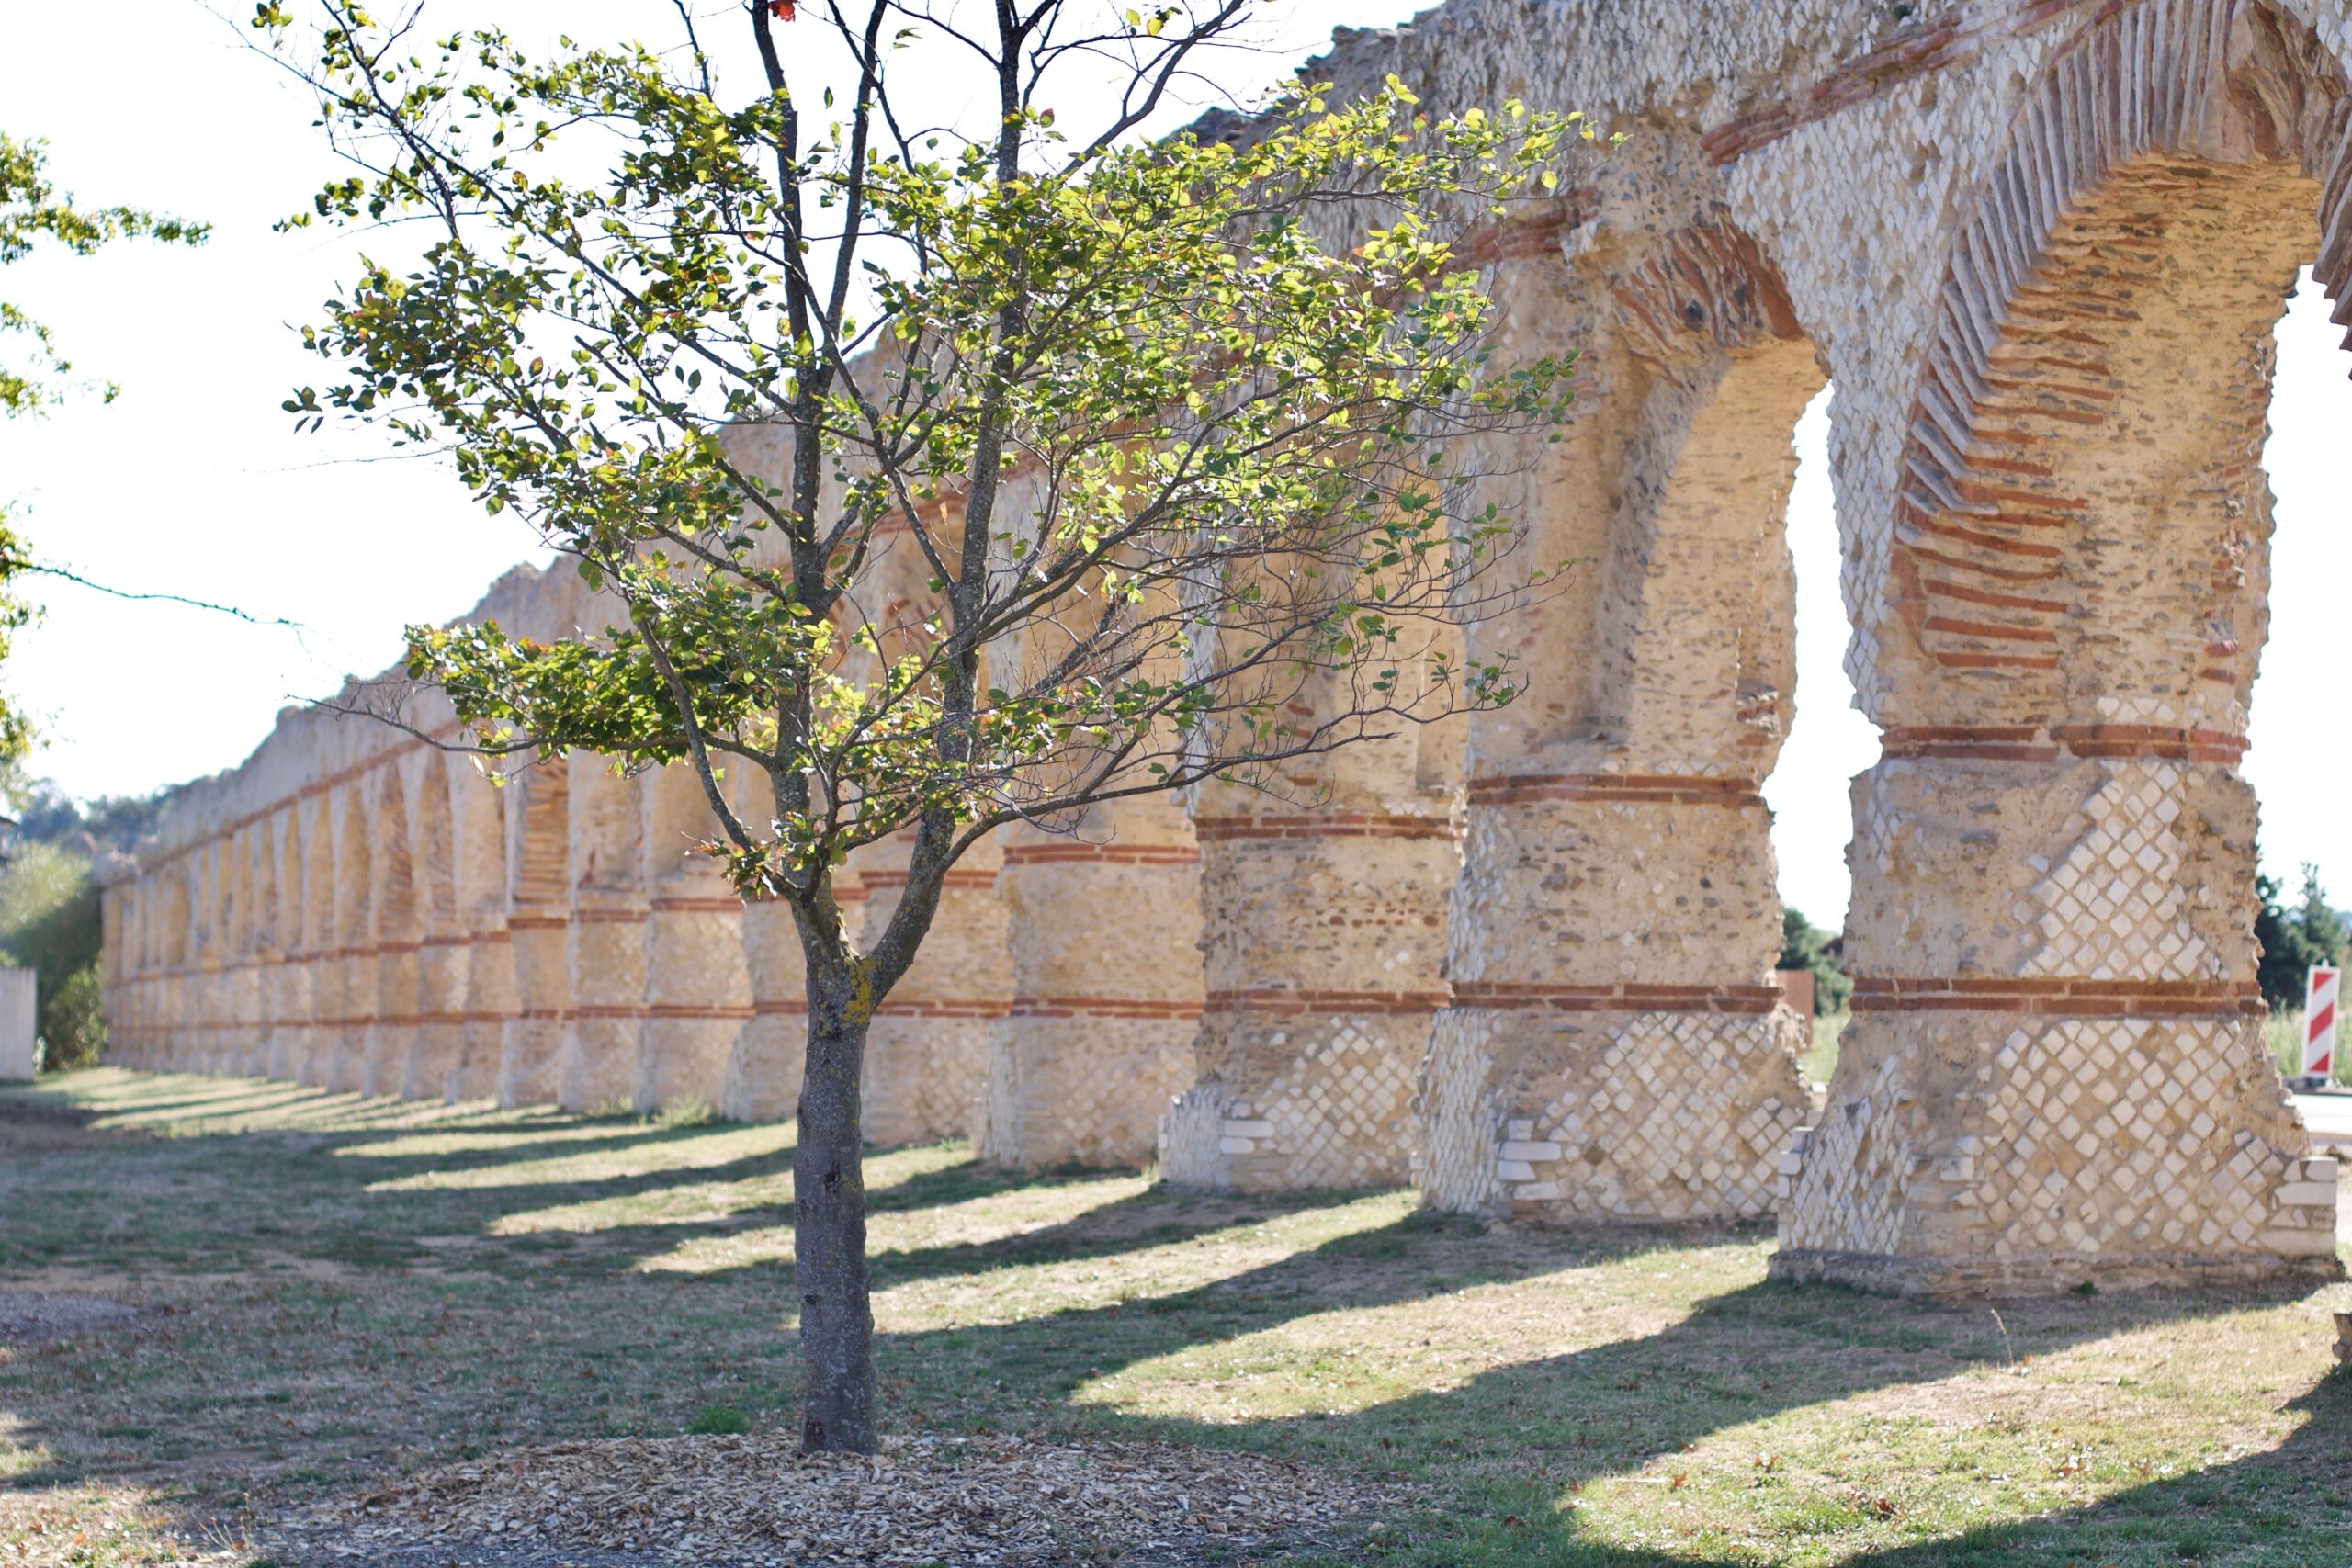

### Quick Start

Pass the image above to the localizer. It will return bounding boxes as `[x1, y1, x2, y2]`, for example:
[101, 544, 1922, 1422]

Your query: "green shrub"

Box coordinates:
[656, 1095, 718, 1129]
[38, 961, 104, 1071]
[2256, 863, 2348, 1012]
[0, 841, 103, 1069]
[686, 1404, 750, 1435]
[1779, 906, 1852, 1016]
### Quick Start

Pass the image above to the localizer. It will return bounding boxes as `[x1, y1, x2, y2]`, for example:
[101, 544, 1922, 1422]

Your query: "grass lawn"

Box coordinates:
[6, 1067, 2352, 1565]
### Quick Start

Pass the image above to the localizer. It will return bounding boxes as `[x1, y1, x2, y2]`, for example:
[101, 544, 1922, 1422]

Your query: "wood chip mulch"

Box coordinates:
[267, 1433, 1410, 1565]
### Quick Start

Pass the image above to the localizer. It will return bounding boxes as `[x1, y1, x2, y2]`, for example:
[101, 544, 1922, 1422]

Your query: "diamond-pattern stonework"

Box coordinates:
[1777, 1011, 2337, 1294]
[1162, 1011, 1424, 1191]
[979, 1017, 1195, 1170]
[1414, 1009, 1504, 1216]
[2025, 763, 2212, 983]
[864, 1017, 990, 1149]
[96, 0, 2352, 1299]
[1416, 1005, 1805, 1221]
[1500, 1010, 1804, 1220]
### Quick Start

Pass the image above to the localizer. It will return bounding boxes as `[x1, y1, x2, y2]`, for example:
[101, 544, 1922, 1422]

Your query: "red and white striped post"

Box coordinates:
[2302, 964, 2340, 1079]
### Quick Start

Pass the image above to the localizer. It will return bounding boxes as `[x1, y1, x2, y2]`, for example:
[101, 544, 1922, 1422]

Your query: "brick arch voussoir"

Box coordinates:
[1888, 0, 2352, 748]
[1602, 213, 1807, 384]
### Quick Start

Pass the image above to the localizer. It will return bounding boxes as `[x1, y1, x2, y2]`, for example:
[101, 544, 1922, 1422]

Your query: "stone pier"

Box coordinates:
[860, 829, 1012, 1148]
[96, 0, 2352, 1295]
[1159, 728, 1459, 1192]
[979, 799, 1204, 1170]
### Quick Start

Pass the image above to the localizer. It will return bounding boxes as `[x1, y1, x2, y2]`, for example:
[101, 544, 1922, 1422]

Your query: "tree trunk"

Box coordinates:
[795, 960, 876, 1453]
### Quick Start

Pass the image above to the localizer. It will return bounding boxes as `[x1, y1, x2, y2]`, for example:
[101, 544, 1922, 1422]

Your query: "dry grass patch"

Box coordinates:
[6, 1069, 2352, 1566]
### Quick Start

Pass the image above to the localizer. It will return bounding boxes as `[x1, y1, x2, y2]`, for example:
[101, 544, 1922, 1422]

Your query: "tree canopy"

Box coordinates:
[0, 132, 207, 768]
[262, 0, 1586, 1451]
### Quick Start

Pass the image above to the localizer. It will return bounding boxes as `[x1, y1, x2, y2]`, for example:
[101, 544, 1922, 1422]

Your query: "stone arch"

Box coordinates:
[326, 784, 375, 1092]
[413, 757, 458, 934]
[561, 756, 646, 1111]
[1881, 0, 2350, 718]
[363, 766, 422, 1096]
[373, 767, 420, 938]
[637, 763, 751, 1112]
[1780, 0, 2352, 1292]
[499, 753, 572, 1107]
[227, 827, 267, 1074]
[448, 756, 514, 1101]
[295, 791, 337, 1085]
[1418, 211, 1824, 1223]
[263, 807, 306, 1080]
[401, 754, 466, 1099]
[156, 867, 192, 1068]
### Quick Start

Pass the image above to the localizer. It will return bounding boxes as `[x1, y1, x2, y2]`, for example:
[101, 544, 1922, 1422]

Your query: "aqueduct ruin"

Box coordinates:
[101, 0, 2352, 1294]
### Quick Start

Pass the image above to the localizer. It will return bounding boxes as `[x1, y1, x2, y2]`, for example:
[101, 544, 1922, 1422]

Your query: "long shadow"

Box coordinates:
[15, 1071, 2349, 1562]
[873, 1218, 2341, 1560]
[1826, 1363, 2352, 1565]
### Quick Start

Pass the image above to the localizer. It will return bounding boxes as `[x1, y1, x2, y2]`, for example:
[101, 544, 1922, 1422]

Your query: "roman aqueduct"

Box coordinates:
[97, 0, 2352, 1294]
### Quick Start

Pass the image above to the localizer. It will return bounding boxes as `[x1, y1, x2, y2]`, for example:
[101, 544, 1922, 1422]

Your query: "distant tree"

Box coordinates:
[0, 840, 102, 1069]
[1778, 906, 1850, 1017]
[260, 0, 1584, 1452]
[2257, 863, 2348, 1012]
[7, 773, 175, 857]
[1, 132, 207, 766]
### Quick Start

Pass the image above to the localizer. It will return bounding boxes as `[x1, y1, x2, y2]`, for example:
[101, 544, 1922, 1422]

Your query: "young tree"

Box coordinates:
[259, 0, 1583, 1452]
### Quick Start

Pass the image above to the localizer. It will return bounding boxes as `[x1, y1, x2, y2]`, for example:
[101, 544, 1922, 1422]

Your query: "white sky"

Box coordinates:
[2, 1, 2346, 929]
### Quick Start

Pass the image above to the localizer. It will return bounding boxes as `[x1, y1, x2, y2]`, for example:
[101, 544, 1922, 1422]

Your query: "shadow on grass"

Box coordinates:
[10, 1069, 2350, 1564]
[875, 1220, 2345, 1562]
[1822, 1364, 2352, 1565]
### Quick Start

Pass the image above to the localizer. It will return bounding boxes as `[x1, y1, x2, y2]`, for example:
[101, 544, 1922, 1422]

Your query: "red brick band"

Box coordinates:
[1882, 725, 2248, 764]
[519, 1008, 566, 1021]
[420, 933, 470, 949]
[1205, 987, 1451, 1015]
[1466, 773, 1764, 807]
[999, 842, 1202, 867]
[1699, 1, 2103, 166]
[1191, 814, 1457, 843]
[857, 869, 1001, 892]
[648, 897, 747, 913]
[872, 998, 1012, 1020]
[297, 1015, 483, 1031]
[645, 1003, 755, 1021]
[751, 998, 808, 1016]
[568, 1004, 648, 1021]
[571, 907, 649, 924]
[1451, 982, 1785, 1014]
[507, 914, 569, 931]
[1009, 996, 1204, 1021]
[1851, 976, 2261, 1017]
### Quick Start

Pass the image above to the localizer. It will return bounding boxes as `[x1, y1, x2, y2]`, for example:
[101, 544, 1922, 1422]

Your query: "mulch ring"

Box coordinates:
[266, 1432, 1412, 1566]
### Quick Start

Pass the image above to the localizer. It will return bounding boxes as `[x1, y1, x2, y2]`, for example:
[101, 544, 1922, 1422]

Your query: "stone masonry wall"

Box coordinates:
[101, 0, 2352, 1293]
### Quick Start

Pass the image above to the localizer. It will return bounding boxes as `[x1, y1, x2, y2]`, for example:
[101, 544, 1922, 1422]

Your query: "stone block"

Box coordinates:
[0, 969, 31, 1080]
